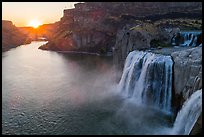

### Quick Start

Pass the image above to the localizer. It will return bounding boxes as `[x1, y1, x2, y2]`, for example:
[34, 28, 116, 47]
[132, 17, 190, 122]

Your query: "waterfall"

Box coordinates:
[118, 50, 173, 113]
[171, 89, 202, 135]
[171, 31, 202, 47]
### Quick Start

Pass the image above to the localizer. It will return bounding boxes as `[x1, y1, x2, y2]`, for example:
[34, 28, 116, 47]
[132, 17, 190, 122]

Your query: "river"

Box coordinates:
[2, 41, 173, 135]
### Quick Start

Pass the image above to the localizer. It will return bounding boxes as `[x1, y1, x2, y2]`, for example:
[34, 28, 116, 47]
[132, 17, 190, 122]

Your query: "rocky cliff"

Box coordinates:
[113, 22, 177, 74]
[38, 2, 203, 115]
[113, 22, 202, 108]
[171, 47, 202, 112]
[39, 2, 202, 54]
[114, 26, 202, 134]
[2, 20, 31, 52]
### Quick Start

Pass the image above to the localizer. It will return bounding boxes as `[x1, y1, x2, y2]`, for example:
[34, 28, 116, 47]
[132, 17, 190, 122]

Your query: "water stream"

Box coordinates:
[2, 41, 201, 135]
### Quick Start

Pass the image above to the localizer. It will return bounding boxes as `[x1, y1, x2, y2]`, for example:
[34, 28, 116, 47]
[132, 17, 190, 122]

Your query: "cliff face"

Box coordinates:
[37, 2, 203, 113]
[113, 23, 202, 106]
[113, 22, 177, 74]
[39, 2, 202, 54]
[171, 48, 202, 135]
[114, 25, 202, 112]
[2, 20, 31, 52]
[114, 25, 202, 132]
[171, 47, 202, 112]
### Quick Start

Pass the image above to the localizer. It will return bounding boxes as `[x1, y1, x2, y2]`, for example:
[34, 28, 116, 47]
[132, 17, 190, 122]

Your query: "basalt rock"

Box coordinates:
[113, 23, 176, 81]
[113, 22, 202, 115]
[173, 33, 184, 46]
[2, 20, 31, 52]
[39, 2, 202, 54]
[113, 23, 159, 72]
[171, 47, 202, 113]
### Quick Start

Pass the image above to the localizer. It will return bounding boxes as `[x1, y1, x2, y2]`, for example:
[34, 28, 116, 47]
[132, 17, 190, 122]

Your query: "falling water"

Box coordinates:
[171, 89, 202, 135]
[171, 31, 202, 47]
[118, 50, 173, 113]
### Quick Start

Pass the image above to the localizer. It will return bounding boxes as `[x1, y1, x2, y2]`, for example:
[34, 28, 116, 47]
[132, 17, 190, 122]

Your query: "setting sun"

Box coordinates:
[28, 20, 42, 28]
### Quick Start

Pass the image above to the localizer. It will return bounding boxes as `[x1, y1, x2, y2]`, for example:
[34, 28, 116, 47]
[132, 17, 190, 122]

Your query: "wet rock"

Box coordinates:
[171, 47, 202, 113]
[196, 33, 202, 46]
[174, 32, 184, 46]
[113, 23, 159, 72]
[190, 113, 202, 135]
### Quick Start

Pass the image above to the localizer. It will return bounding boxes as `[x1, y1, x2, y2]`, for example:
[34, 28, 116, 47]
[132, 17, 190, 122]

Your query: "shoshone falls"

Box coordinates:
[2, 41, 202, 135]
[118, 50, 202, 135]
[118, 51, 173, 113]
[2, 2, 202, 135]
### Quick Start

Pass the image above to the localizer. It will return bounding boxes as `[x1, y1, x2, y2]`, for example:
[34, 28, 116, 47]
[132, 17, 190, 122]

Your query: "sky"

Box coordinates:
[2, 2, 80, 27]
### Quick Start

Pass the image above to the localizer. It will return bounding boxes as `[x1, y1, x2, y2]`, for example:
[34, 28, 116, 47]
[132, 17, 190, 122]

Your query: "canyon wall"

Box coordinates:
[113, 23, 202, 111]
[171, 47, 202, 112]
[113, 22, 176, 73]
[114, 27, 202, 134]
[2, 20, 31, 52]
[18, 22, 59, 41]
[39, 2, 202, 54]
[39, 2, 202, 114]
[38, 2, 202, 117]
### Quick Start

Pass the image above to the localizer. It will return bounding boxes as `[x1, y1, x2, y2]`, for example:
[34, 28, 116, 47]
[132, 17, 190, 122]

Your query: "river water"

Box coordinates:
[2, 41, 173, 135]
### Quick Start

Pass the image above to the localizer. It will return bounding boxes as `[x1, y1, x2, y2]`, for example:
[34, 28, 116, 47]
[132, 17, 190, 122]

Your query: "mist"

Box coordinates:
[55, 53, 174, 135]
[2, 44, 173, 135]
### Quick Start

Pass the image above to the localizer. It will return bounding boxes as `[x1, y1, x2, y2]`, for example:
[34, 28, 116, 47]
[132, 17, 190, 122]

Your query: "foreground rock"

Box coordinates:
[169, 46, 202, 133]
[171, 47, 202, 112]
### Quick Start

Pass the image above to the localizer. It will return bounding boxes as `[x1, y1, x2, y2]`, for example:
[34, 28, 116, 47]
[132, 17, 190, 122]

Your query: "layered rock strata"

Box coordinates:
[39, 2, 202, 54]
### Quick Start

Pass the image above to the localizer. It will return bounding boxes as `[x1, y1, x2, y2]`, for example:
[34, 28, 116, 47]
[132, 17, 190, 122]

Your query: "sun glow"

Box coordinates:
[28, 20, 42, 28]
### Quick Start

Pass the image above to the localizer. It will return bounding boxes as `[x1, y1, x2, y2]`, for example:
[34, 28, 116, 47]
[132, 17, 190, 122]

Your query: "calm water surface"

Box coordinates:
[2, 41, 172, 135]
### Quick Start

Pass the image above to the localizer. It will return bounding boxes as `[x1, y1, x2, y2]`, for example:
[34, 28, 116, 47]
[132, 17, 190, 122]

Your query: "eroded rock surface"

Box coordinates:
[171, 47, 202, 112]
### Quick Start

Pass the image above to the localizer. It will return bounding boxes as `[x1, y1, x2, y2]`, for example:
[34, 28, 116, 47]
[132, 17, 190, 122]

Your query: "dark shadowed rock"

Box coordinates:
[196, 33, 202, 46]
[190, 113, 202, 135]
[2, 20, 31, 52]
[174, 33, 184, 46]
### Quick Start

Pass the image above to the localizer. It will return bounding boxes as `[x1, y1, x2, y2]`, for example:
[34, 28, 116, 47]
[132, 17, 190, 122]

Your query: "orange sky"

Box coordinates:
[2, 2, 80, 27]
